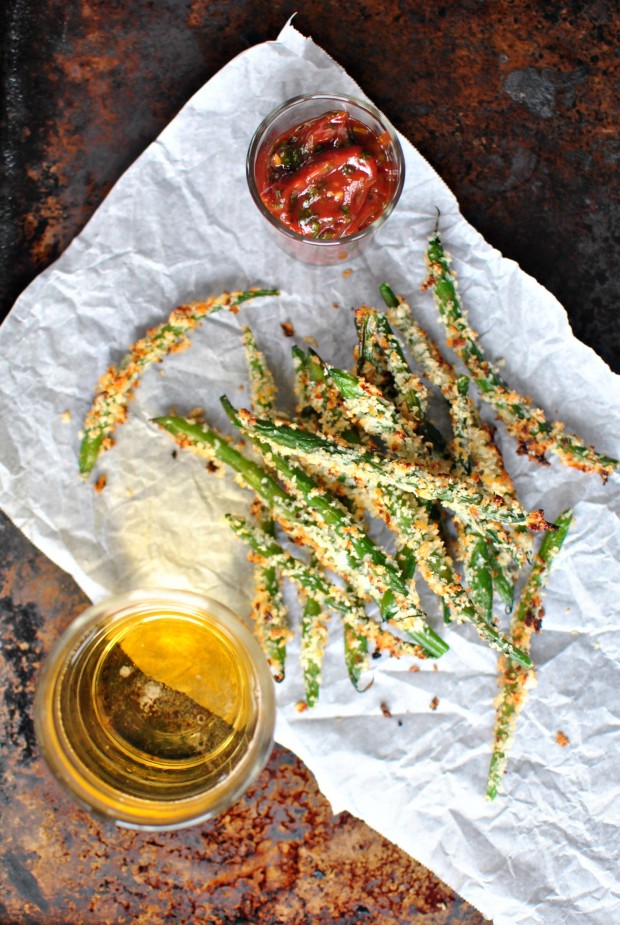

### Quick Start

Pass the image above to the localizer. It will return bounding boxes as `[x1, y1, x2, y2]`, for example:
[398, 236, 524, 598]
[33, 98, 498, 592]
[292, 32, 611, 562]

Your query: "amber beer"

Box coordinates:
[34, 589, 275, 830]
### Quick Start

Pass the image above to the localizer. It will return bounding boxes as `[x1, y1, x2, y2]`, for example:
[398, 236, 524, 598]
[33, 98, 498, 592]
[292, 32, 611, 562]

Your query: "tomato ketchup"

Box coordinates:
[255, 110, 400, 239]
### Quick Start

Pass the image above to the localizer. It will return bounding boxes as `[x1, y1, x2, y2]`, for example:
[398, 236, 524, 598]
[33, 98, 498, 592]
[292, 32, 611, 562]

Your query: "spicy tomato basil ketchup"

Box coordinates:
[255, 110, 399, 239]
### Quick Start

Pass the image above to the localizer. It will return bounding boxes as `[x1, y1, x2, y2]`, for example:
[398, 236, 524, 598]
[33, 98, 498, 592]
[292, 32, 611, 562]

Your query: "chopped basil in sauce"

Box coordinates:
[256, 110, 399, 239]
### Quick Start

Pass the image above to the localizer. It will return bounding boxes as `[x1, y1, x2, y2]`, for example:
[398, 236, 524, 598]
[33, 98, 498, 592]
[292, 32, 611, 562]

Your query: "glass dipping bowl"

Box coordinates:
[247, 93, 405, 265]
[34, 588, 275, 831]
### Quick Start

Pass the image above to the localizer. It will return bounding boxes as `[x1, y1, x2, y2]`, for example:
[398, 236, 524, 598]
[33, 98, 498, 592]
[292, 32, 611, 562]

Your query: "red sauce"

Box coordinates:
[255, 110, 399, 239]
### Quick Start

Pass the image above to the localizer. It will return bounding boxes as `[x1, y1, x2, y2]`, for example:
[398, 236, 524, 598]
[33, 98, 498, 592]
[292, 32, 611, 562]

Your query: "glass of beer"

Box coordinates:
[34, 588, 276, 830]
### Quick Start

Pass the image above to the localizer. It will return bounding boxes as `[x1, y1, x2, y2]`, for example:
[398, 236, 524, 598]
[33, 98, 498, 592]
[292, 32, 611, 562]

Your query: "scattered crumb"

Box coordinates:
[380, 702, 392, 718]
[332, 302, 340, 309]
[94, 473, 107, 493]
[187, 406, 206, 423]
[338, 252, 348, 261]
[408, 664, 420, 673]
[61, 410, 71, 423]
[205, 460, 224, 476]
[125, 487, 134, 497]
[556, 730, 570, 748]
[342, 268, 353, 278]
[281, 321, 295, 337]
[430, 696, 439, 711]
[295, 700, 308, 713]
[237, 383, 245, 391]
[303, 335, 318, 348]
[432, 663, 438, 672]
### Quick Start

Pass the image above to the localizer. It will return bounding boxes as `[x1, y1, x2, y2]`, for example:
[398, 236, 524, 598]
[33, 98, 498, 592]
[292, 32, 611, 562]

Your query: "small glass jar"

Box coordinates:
[34, 588, 275, 831]
[247, 93, 405, 265]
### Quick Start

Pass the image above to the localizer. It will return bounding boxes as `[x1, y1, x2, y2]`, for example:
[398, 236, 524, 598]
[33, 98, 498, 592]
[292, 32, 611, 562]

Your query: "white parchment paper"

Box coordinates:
[1, 23, 619, 924]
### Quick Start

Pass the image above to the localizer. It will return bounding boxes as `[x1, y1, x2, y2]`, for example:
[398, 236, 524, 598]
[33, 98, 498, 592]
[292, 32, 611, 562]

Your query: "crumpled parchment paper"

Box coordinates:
[1, 22, 619, 925]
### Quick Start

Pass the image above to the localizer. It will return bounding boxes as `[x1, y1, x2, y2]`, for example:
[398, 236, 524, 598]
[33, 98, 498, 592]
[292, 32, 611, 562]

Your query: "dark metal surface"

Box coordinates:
[1, 1, 618, 921]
